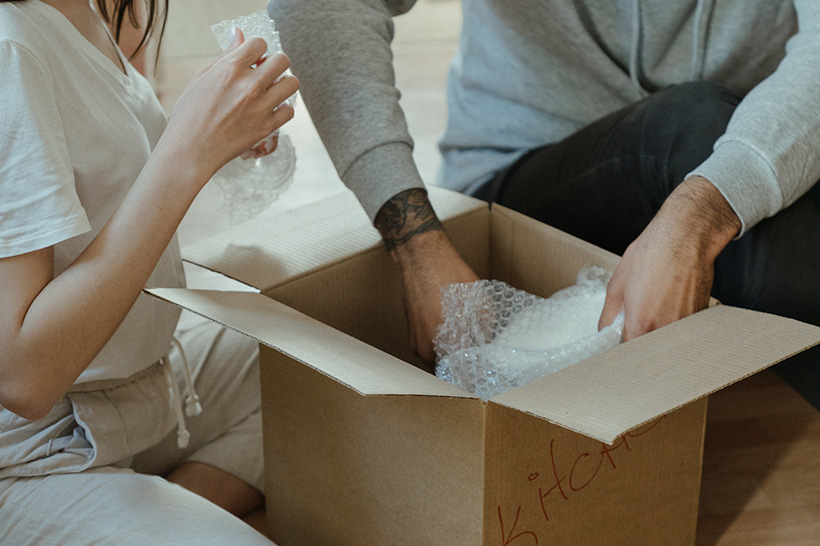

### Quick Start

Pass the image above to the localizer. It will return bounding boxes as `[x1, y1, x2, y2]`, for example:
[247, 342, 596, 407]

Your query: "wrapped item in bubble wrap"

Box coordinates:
[434, 266, 624, 400]
[210, 11, 298, 224]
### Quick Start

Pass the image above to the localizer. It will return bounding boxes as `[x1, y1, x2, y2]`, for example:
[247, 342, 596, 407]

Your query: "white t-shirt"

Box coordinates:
[0, 1, 183, 383]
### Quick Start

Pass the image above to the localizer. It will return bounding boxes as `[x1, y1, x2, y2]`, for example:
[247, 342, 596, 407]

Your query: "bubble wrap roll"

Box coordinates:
[434, 266, 624, 400]
[210, 11, 298, 224]
[211, 11, 297, 109]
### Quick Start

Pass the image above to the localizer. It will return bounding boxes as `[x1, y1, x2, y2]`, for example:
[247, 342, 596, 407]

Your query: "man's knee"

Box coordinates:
[642, 80, 742, 183]
[652, 80, 740, 128]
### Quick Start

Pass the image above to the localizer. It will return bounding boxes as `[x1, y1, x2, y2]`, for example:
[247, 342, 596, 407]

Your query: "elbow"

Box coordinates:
[1, 399, 55, 422]
[0, 374, 61, 422]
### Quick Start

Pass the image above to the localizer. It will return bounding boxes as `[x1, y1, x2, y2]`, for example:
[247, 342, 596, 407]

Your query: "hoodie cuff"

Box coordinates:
[342, 142, 426, 224]
[687, 140, 783, 237]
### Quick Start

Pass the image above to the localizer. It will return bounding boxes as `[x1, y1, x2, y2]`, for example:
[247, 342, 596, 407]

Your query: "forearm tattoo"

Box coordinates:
[374, 188, 445, 251]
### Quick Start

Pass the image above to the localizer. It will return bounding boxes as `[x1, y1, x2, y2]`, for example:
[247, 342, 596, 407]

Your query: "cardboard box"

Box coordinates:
[148, 187, 820, 545]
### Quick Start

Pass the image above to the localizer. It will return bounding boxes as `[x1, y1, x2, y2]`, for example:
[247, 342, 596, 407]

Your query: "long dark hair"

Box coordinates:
[0, 1, 168, 60]
[97, 0, 167, 60]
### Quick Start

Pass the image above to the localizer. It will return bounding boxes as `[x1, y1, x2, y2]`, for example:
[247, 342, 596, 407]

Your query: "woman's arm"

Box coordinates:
[0, 39, 298, 420]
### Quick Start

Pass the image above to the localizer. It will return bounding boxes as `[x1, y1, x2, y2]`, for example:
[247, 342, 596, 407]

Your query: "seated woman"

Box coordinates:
[0, 0, 298, 543]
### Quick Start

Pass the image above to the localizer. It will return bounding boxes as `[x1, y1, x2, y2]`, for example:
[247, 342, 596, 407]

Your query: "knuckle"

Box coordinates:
[246, 78, 267, 98]
[246, 36, 267, 52]
[279, 104, 295, 121]
[285, 75, 300, 93]
[273, 52, 291, 70]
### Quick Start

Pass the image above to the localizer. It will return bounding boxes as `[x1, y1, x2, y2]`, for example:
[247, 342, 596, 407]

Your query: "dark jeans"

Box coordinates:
[475, 80, 820, 409]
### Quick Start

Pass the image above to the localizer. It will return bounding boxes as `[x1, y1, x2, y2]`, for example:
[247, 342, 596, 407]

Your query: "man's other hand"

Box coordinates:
[599, 176, 741, 341]
[375, 189, 479, 368]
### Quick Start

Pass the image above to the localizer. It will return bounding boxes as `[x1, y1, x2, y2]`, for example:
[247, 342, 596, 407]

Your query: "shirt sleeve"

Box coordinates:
[689, 0, 820, 236]
[268, 0, 425, 222]
[0, 41, 90, 258]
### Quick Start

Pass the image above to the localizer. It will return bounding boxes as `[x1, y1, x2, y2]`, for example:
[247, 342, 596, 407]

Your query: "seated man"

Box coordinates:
[268, 0, 820, 407]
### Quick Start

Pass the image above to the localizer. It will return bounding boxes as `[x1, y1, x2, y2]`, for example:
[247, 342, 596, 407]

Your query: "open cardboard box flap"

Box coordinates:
[491, 304, 820, 443]
[161, 186, 820, 444]
[152, 186, 820, 544]
[181, 188, 486, 291]
[147, 286, 820, 444]
[147, 287, 470, 399]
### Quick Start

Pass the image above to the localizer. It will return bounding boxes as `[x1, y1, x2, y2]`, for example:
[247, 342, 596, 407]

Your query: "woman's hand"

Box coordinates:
[241, 134, 280, 160]
[0, 33, 298, 419]
[224, 29, 286, 162]
[158, 34, 299, 182]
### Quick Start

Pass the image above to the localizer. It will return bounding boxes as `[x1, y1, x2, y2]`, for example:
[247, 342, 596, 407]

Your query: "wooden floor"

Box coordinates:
[696, 370, 820, 545]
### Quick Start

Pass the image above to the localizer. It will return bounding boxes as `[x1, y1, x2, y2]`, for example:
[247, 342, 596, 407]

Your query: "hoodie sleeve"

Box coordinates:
[689, 0, 820, 236]
[268, 0, 424, 223]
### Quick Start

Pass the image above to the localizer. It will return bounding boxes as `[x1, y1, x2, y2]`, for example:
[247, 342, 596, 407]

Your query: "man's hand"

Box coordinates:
[599, 176, 741, 341]
[375, 189, 479, 368]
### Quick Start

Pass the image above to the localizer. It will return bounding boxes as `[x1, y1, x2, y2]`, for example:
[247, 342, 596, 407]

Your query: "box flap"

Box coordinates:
[490, 305, 820, 444]
[489, 204, 621, 295]
[147, 288, 473, 399]
[181, 186, 486, 291]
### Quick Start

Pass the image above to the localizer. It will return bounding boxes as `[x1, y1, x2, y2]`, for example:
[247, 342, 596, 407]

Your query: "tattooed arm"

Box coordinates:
[375, 188, 478, 367]
[375, 188, 446, 250]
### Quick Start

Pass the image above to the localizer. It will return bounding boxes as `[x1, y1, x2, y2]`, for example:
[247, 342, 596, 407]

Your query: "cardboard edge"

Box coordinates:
[181, 259, 260, 292]
[261, 202, 492, 294]
[489, 203, 622, 274]
[488, 306, 820, 444]
[146, 288, 479, 401]
[182, 186, 490, 293]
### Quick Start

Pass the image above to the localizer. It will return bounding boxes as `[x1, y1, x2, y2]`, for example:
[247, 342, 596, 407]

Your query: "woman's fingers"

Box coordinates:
[163, 33, 299, 175]
[227, 27, 245, 52]
[265, 104, 295, 138]
[241, 134, 280, 160]
[227, 36, 269, 67]
[267, 75, 300, 108]
[250, 51, 297, 93]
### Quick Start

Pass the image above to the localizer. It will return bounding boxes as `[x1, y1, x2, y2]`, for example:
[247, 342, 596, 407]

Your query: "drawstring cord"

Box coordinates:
[161, 337, 202, 449]
[172, 337, 202, 418]
[630, 0, 712, 92]
[689, 0, 711, 81]
[628, 0, 646, 96]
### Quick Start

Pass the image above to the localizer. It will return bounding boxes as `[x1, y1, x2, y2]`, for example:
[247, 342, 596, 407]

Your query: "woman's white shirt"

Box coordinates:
[0, 1, 183, 383]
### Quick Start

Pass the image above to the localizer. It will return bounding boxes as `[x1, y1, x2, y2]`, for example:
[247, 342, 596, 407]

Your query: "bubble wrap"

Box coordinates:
[210, 11, 298, 224]
[211, 11, 297, 110]
[212, 134, 296, 224]
[434, 266, 624, 400]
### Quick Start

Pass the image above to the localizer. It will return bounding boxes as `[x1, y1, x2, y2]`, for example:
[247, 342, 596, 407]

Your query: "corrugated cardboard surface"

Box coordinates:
[492, 305, 820, 444]
[488, 204, 620, 296]
[182, 186, 487, 292]
[149, 187, 820, 545]
[261, 347, 486, 546]
[265, 205, 491, 369]
[148, 288, 469, 397]
[482, 399, 706, 546]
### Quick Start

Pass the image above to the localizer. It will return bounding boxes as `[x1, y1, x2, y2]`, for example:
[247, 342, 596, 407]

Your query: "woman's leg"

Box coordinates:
[0, 467, 274, 545]
[131, 317, 267, 519]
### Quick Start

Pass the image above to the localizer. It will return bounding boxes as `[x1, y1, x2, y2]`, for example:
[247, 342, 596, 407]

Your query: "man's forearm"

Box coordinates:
[270, 0, 421, 216]
[663, 175, 741, 261]
[373, 187, 478, 364]
[374, 188, 445, 251]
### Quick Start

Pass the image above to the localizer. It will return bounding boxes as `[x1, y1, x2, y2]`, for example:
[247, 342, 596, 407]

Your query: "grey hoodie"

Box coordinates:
[268, 0, 820, 236]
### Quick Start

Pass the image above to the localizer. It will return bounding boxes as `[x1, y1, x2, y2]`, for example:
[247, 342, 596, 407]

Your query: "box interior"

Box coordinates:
[144, 187, 820, 545]
[149, 186, 820, 443]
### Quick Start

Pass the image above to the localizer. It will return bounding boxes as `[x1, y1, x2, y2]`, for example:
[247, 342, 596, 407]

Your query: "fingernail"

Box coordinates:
[262, 136, 275, 154]
[229, 26, 239, 46]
